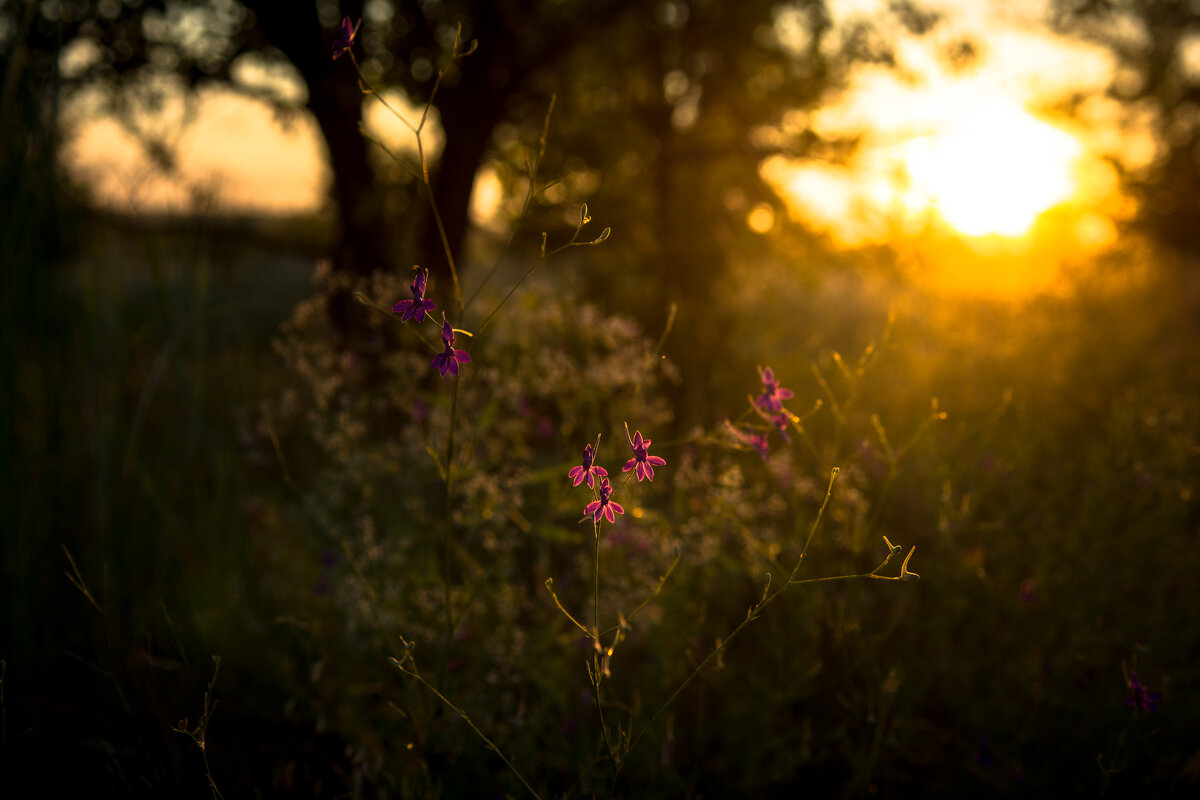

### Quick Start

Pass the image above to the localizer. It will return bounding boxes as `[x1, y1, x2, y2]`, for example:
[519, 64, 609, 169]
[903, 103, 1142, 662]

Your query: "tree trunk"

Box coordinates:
[417, 31, 512, 319]
[308, 65, 395, 336]
[249, 0, 394, 338]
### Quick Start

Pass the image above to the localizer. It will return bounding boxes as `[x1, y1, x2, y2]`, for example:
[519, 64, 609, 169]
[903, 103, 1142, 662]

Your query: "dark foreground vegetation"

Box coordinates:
[4, 1, 1200, 797]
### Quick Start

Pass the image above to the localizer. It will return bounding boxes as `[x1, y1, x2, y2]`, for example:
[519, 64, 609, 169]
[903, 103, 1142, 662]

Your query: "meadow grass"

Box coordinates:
[5, 30, 1200, 799]
[5, 205, 1199, 798]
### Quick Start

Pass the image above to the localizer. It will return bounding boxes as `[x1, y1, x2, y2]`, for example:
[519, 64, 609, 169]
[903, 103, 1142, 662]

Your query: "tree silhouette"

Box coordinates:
[3, 0, 936, 344]
[1053, 0, 1200, 253]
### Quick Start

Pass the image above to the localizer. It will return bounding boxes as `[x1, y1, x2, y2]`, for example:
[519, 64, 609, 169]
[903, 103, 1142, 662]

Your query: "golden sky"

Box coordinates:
[63, 0, 1139, 293]
[768, 0, 1130, 246]
[66, 86, 328, 212]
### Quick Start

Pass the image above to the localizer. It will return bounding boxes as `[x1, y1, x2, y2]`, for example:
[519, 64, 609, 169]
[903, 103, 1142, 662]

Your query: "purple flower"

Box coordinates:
[1124, 670, 1162, 713]
[766, 411, 793, 441]
[332, 17, 361, 60]
[391, 268, 437, 323]
[431, 313, 471, 378]
[755, 366, 795, 413]
[1017, 577, 1036, 605]
[585, 476, 624, 525]
[622, 425, 666, 482]
[750, 398, 795, 443]
[568, 442, 608, 489]
[724, 420, 770, 460]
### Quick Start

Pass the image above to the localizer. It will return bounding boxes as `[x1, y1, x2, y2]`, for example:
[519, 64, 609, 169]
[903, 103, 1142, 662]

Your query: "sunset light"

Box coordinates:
[898, 101, 1082, 237]
[14, 0, 1200, 795]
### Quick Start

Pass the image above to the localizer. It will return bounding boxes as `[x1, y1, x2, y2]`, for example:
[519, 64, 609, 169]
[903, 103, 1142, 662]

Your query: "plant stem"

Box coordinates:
[619, 468, 842, 775]
[438, 373, 461, 685]
[593, 521, 618, 773]
[396, 661, 544, 800]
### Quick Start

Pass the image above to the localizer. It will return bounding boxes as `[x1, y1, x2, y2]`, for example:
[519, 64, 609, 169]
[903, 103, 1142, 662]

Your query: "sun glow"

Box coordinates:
[898, 102, 1082, 237]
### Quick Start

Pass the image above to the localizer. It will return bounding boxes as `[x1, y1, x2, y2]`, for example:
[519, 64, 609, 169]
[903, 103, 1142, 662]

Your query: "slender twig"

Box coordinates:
[633, 302, 677, 408]
[544, 579, 592, 637]
[464, 96, 558, 311]
[62, 545, 103, 616]
[473, 208, 610, 343]
[352, 292, 439, 352]
[601, 549, 682, 637]
[592, 519, 618, 772]
[789, 467, 840, 582]
[392, 655, 543, 800]
[349, 29, 476, 312]
[437, 371, 462, 687]
[617, 467, 869, 773]
[172, 656, 224, 800]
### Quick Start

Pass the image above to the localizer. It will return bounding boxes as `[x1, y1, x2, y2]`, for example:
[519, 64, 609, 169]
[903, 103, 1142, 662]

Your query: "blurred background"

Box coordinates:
[2, 0, 1199, 796]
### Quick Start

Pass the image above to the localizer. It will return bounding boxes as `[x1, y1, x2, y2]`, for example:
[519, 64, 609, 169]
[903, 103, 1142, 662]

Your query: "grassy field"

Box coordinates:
[3, 207, 1198, 797]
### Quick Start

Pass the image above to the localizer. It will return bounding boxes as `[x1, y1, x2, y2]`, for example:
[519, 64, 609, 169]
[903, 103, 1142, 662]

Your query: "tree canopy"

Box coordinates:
[1052, 0, 1200, 252]
[4, 3, 923, 286]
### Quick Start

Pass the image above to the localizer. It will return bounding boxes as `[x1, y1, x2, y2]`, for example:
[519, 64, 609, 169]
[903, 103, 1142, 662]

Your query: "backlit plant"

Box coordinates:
[259, 20, 931, 797]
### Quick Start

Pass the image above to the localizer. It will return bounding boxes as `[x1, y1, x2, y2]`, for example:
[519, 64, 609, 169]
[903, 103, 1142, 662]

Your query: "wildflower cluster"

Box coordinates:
[289, 22, 936, 797]
[390, 267, 471, 379]
[431, 313, 471, 378]
[569, 424, 666, 528]
[725, 365, 801, 460]
[585, 476, 624, 524]
[1124, 670, 1163, 713]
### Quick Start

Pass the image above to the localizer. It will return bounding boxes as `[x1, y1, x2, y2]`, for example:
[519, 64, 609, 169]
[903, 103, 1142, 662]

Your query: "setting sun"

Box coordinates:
[899, 102, 1082, 237]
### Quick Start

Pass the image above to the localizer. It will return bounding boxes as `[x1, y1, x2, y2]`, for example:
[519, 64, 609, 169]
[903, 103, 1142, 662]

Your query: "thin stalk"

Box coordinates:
[418, 133, 464, 312]
[473, 214, 609, 344]
[789, 467, 840, 582]
[544, 578, 592, 637]
[473, 255, 545, 341]
[394, 660, 544, 800]
[438, 372, 462, 686]
[600, 549, 681, 637]
[352, 292, 439, 351]
[172, 656, 224, 800]
[464, 96, 558, 312]
[618, 468, 842, 775]
[349, 35, 471, 312]
[594, 523, 601, 649]
[592, 522, 617, 772]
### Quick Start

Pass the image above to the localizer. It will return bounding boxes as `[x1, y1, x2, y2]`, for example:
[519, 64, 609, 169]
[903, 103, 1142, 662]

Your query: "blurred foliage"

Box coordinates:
[1053, 0, 1200, 253]
[0, 0, 935, 344]
[4, 1, 1200, 798]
